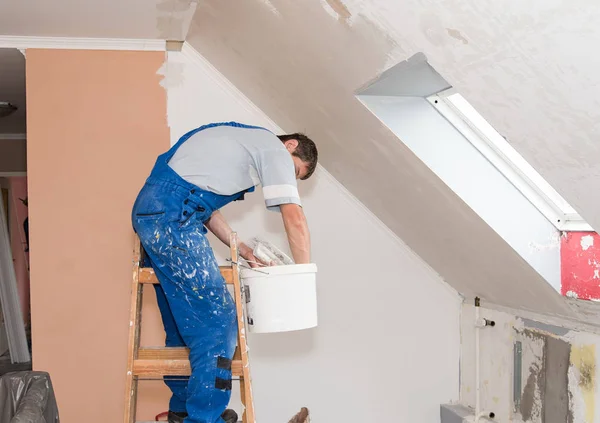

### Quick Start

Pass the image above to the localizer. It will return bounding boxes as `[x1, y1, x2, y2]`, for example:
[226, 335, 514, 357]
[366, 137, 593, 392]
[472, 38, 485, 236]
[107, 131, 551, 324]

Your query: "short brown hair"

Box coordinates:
[277, 133, 318, 180]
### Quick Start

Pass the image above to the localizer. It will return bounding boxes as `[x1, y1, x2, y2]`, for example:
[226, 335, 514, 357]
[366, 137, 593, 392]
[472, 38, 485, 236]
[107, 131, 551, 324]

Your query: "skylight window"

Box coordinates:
[427, 90, 591, 232]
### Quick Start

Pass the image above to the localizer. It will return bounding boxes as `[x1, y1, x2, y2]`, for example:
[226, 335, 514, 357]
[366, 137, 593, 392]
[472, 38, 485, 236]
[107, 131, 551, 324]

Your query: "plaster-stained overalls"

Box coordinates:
[132, 122, 263, 423]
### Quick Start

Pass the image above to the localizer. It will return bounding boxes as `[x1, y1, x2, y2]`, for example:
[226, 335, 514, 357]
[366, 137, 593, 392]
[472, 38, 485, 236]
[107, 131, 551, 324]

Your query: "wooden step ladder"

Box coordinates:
[124, 233, 255, 423]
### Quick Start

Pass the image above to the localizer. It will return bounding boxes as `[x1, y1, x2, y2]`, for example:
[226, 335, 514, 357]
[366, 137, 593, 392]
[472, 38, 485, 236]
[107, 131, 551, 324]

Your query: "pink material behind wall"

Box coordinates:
[561, 231, 600, 300]
[8, 176, 29, 321]
[26, 49, 170, 422]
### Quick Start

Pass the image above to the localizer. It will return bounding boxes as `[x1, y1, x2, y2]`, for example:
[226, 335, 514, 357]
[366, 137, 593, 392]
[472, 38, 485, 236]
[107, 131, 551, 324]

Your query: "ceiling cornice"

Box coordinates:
[0, 36, 166, 51]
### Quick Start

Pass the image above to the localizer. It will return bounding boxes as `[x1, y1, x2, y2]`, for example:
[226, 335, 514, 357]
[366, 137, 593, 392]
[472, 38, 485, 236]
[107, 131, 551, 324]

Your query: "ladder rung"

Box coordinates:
[133, 347, 243, 378]
[139, 266, 234, 285]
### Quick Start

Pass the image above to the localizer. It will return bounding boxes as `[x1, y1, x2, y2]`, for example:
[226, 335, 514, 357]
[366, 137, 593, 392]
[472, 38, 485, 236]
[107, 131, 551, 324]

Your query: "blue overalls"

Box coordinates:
[131, 122, 267, 423]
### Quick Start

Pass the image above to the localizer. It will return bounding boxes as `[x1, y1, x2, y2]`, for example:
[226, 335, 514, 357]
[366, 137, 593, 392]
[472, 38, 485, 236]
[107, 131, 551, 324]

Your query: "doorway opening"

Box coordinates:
[0, 47, 31, 370]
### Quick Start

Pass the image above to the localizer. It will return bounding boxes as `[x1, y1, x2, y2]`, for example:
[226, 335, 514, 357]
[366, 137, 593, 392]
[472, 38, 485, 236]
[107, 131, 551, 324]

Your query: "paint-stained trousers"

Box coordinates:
[133, 180, 237, 423]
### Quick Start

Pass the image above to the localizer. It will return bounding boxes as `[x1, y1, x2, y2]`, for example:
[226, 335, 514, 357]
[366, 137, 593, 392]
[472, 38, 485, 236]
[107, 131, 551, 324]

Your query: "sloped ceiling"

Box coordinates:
[185, 0, 591, 318]
[0, 0, 197, 40]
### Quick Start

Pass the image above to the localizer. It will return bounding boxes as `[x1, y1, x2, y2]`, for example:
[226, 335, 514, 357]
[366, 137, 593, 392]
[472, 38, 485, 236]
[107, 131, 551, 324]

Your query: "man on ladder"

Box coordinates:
[131, 122, 317, 423]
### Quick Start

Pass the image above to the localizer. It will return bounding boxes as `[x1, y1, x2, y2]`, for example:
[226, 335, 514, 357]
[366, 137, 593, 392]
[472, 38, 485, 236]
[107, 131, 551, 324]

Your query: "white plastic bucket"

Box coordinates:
[240, 263, 318, 333]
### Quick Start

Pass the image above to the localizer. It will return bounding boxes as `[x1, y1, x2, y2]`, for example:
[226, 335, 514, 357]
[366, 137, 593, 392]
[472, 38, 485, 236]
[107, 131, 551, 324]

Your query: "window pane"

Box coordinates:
[446, 93, 578, 217]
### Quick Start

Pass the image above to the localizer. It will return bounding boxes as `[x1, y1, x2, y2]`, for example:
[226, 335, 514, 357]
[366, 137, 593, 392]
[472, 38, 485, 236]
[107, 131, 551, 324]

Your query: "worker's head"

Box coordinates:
[278, 133, 318, 180]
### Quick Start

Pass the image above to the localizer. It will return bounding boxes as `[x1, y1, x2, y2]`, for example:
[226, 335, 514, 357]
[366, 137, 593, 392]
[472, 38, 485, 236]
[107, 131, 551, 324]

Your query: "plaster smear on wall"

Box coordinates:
[258, 0, 281, 16]
[527, 231, 560, 253]
[581, 235, 595, 251]
[156, 51, 196, 140]
[569, 344, 596, 423]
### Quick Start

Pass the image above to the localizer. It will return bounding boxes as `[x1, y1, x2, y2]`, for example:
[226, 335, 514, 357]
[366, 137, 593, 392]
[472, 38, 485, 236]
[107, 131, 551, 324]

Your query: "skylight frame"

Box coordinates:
[427, 89, 592, 232]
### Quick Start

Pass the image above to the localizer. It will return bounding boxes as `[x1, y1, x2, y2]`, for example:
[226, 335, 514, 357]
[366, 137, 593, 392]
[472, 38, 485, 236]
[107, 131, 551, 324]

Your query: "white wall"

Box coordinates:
[359, 95, 561, 291]
[163, 47, 461, 422]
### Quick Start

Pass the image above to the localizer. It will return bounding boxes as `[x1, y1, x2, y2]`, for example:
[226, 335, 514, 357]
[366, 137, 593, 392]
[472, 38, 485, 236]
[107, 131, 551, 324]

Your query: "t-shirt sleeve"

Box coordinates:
[256, 147, 302, 212]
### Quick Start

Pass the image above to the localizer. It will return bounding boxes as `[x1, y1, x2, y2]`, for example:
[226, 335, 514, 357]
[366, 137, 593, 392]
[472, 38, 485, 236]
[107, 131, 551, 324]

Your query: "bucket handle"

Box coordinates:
[226, 258, 270, 275]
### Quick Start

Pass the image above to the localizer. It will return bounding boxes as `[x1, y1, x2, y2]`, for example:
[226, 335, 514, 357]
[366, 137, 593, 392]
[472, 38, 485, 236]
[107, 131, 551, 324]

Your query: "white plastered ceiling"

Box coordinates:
[0, 49, 26, 134]
[184, 0, 599, 319]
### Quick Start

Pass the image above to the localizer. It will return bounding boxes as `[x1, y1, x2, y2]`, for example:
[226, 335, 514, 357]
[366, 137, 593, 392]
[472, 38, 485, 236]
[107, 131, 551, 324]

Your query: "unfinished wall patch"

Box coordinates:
[543, 337, 571, 423]
[561, 232, 600, 300]
[570, 344, 596, 423]
[521, 361, 544, 421]
[519, 330, 546, 422]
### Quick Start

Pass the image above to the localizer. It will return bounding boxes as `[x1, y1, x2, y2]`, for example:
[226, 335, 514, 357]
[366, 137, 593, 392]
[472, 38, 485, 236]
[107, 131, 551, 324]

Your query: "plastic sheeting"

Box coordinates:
[0, 371, 59, 423]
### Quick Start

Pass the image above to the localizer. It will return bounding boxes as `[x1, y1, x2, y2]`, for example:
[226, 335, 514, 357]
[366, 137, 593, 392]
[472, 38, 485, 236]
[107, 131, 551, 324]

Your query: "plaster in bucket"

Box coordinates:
[240, 264, 318, 334]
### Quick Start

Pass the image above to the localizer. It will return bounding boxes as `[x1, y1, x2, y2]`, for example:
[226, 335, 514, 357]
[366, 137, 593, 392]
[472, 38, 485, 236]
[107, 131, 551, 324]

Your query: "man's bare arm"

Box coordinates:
[280, 204, 311, 264]
[204, 210, 260, 266]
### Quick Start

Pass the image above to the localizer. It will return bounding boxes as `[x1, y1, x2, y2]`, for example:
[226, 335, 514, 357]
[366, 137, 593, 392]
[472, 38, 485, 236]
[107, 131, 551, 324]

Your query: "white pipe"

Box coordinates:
[475, 303, 481, 423]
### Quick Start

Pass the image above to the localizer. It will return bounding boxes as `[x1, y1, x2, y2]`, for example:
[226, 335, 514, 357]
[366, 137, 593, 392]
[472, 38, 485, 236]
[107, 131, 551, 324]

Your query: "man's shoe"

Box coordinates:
[288, 407, 310, 423]
[221, 409, 238, 423]
[167, 411, 187, 423]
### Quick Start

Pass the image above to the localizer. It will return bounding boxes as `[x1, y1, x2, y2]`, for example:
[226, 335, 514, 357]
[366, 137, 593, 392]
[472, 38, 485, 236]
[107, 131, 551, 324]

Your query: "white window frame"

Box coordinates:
[427, 89, 592, 232]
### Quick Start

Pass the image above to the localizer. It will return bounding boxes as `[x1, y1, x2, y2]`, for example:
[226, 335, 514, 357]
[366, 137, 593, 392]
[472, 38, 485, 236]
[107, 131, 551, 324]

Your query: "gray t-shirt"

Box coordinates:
[168, 125, 301, 211]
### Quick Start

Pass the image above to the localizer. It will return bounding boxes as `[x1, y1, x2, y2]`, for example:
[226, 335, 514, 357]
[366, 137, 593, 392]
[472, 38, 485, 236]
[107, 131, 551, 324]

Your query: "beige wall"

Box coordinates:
[26, 49, 169, 422]
[0, 139, 26, 172]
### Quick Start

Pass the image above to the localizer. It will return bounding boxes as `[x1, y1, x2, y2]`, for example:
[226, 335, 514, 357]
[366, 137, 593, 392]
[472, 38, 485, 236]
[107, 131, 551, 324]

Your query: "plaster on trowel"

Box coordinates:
[251, 237, 294, 266]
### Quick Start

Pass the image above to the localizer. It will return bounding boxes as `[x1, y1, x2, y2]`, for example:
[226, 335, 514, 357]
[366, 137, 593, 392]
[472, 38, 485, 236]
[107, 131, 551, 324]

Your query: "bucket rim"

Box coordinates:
[240, 263, 317, 278]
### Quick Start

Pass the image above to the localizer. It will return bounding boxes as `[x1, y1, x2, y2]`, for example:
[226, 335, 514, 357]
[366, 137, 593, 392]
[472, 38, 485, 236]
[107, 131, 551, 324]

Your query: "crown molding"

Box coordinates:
[0, 36, 166, 51]
[0, 133, 26, 140]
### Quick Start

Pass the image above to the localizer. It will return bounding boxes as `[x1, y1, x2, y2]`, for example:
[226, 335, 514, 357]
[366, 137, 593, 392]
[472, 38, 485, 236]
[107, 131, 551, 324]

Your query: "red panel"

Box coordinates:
[561, 232, 600, 300]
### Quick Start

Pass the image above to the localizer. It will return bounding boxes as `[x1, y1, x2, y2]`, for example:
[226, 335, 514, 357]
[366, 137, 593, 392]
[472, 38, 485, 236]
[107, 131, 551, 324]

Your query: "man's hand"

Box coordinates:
[280, 204, 311, 264]
[205, 211, 272, 267]
[239, 243, 273, 268]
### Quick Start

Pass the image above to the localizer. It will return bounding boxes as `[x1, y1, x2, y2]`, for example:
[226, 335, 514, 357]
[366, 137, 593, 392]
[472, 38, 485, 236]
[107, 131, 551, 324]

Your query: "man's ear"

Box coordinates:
[284, 139, 299, 152]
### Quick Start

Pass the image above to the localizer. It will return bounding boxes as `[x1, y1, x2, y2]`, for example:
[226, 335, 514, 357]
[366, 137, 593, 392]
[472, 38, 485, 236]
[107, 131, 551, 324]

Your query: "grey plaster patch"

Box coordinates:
[543, 336, 571, 423]
[522, 318, 570, 337]
[520, 332, 546, 422]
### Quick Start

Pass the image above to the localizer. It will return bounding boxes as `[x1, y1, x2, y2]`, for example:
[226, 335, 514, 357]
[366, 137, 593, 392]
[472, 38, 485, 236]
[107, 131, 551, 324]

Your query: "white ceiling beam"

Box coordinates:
[0, 36, 166, 51]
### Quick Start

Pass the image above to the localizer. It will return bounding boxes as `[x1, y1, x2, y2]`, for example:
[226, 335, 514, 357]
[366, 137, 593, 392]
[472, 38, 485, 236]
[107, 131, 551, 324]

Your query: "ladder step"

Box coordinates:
[133, 347, 243, 378]
[139, 267, 233, 285]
